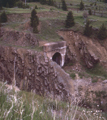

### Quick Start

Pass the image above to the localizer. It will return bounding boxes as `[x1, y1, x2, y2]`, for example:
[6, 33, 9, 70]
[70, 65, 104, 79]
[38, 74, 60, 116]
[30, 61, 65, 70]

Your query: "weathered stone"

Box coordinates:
[0, 46, 74, 101]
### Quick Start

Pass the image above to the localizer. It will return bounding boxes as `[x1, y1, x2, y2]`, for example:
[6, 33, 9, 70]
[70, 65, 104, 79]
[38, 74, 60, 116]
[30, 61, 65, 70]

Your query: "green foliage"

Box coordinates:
[48, 0, 54, 6]
[62, 0, 67, 11]
[0, 11, 8, 23]
[86, 63, 107, 78]
[16, 1, 29, 8]
[92, 77, 98, 83]
[33, 18, 39, 33]
[40, 0, 47, 5]
[0, 0, 2, 10]
[0, 0, 16, 8]
[30, 9, 39, 27]
[98, 23, 107, 40]
[88, 8, 92, 15]
[70, 73, 76, 79]
[80, 0, 84, 10]
[65, 11, 75, 28]
[35, 5, 38, 9]
[84, 20, 92, 37]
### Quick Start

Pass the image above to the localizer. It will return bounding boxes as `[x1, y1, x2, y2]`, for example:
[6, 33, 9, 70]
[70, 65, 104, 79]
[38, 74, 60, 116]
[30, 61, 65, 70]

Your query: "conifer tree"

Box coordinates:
[84, 20, 92, 37]
[80, 0, 84, 10]
[30, 9, 39, 27]
[62, 0, 67, 11]
[65, 11, 75, 28]
[33, 18, 39, 33]
[0, 11, 8, 23]
[98, 23, 107, 40]
[30, 9, 39, 33]
[0, 0, 2, 10]
[0, 18, 1, 27]
[88, 8, 92, 15]
[40, 0, 46, 5]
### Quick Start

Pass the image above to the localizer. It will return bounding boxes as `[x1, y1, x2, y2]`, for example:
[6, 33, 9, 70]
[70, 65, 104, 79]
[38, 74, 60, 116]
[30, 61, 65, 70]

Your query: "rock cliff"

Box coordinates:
[0, 46, 74, 101]
[58, 30, 107, 68]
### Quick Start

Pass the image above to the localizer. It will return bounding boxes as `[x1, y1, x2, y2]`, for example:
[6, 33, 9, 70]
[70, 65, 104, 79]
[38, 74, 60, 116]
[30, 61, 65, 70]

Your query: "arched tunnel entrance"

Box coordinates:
[52, 52, 62, 66]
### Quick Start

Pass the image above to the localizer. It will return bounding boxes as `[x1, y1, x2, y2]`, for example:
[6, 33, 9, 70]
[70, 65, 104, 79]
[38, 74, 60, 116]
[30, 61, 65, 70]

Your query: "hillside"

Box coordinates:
[0, 0, 107, 119]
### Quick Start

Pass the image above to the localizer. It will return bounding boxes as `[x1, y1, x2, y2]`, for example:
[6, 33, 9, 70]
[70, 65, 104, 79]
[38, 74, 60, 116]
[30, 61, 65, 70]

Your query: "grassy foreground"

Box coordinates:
[0, 82, 106, 120]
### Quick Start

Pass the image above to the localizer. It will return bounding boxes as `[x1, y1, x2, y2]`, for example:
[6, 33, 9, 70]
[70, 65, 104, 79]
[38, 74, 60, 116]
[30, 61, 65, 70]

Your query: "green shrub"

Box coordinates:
[62, 0, 68, 11]
[30, 9, 39, 27]
[88, 9, 92, 15]
[70, 73, 76, 79]
[86, 63, 107, 78]
[16, 1, 29, 8]
[33, 18, 39, 33]
[0, 11, 7, 23]
[84, 20, 92, 37]
[98, 23, 107, 40]
[35, 5, 38, 9]
[80, 0, 84, 10]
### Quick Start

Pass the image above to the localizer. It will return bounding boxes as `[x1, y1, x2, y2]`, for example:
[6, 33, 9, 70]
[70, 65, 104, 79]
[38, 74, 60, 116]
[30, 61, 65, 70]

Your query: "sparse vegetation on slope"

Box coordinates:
[0, 82, 106, 120]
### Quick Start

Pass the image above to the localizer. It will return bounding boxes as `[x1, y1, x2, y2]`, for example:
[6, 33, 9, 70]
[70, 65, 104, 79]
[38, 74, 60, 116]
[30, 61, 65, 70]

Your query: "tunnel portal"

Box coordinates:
[43, 41, 66, 67]
[52, 52, 62, 66]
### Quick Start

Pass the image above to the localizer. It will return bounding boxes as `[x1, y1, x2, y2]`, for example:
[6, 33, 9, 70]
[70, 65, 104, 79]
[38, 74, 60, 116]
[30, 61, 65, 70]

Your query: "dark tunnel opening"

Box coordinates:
[52, 52, 62, 66]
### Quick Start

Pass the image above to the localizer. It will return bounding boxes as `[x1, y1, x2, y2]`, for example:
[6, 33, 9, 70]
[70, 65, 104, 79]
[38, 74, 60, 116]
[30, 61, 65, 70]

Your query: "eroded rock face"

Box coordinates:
[58, 30, 107, 68]
[0, 46, 73, 101]
[0, 28, 39, 47]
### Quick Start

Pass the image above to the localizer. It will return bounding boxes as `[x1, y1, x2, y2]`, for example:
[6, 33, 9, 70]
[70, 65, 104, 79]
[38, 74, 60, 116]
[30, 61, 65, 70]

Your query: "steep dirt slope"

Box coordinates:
[0, 28, 39, 47]
[58, 30, 107, 68]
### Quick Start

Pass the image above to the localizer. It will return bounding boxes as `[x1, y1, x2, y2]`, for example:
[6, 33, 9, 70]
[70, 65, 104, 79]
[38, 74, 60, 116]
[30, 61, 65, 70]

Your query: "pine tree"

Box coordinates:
[80, 0, 84, 10]
[98, 23, 107, 40]
[88, 8, 92, 15]
[33, 18, 39, 33]
[35, 5, 38, 9]
[62, 0, 67, 11]
[84, 20, 92, 37]
[0, 11, 8, 23]
[65, 11, 75, 28]
[40, 0, 46, 5]
[0, 0, 2, 10]
[30, 9, 39, 27]
[0, 17, 1, 27]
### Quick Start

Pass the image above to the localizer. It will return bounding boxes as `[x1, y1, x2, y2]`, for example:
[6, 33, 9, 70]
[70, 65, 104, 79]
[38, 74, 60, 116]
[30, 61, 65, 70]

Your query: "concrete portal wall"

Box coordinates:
[43, 41, 66, 67]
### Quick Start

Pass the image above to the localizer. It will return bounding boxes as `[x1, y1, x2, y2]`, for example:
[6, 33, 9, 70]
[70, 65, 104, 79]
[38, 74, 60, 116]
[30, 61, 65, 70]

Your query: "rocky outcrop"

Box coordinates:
[0, 46, 74, 101]
[0, 28, 39, 47]
[58, 30, 107, 68]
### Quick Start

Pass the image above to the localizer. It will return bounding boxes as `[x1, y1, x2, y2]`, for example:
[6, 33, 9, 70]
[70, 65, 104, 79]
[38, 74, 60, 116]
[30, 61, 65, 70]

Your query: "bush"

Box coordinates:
[84, 20, 92, 37]
[80, 0, 84, 10]
[33, 18, 39, 33]
[30, 9, 39, 33]
[98, 23, 107, 40]
[35, 5, 38, 9]
[70, 73, 76, 79]
[30, 9, 39, 27]
[0, 11, 7, 23]
[88, 9, 92, 15]
[62, 0, 67, 11]
[16, 1, 29, 8]
[65, 11, 75, 28]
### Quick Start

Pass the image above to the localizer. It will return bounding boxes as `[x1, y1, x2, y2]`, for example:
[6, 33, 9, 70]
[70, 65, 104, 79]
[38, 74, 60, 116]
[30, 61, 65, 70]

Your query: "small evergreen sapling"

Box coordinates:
[98, 23, 107, 40]
[30, 9, 39, 33]
[80, 0, 84, 10]
[84, 20, 92, 37]
[30, 9, 39, 27]
[33, 18, 39, 33]
[0, 11, 7, 23]
[88, 9, 92, 15]
[65, 11, 75, 28]
[62, 0, 67, 11]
